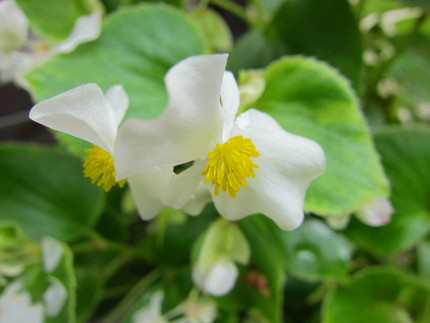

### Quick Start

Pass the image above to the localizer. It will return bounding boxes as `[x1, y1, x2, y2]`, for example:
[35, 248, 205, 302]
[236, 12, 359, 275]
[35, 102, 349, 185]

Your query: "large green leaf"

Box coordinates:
[252, 57, 389, 216]
[281, 219, 353, 281]
[15, 0, 93, 41]
[322, 268, 430, 323]
[346, 126, 430, 252]
[27, 4, 207, 153]
[0, 144, 105, 242]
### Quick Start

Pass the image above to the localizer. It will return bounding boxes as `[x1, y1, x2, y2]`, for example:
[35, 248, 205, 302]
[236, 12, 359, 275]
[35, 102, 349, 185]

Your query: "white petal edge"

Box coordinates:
[43, 277, 67, 317]
[29, 83, 118, 152]
[105, 84, 129, 126]
[220, 71, 240, 141]
[127, 167, 173, 221]
[53, 11, 102, 54]
[114, 54, 228, 180]
[356, 197, 393, 227]
[132, 290, 166, 323]
[211, 109, 326, 230]
[0, 0, 28, 53]
[0, 281, 43, 323]
[199, 259, 238, 296]
[41, 237, 63, 273]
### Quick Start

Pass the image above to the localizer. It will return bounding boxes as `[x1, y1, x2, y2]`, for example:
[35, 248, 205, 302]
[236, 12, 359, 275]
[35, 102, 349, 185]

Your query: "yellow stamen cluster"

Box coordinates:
[202, 135, 260, 198]
[83, 145, 126, 192]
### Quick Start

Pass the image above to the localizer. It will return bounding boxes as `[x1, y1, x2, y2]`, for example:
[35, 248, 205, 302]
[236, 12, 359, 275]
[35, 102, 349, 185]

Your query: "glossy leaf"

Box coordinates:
[0, 144, 105, 242]
[281, 219, 353, 281]
[322, 268, 430, 323]
[15, 0, 93, 41]
[346, 126, 430, 252]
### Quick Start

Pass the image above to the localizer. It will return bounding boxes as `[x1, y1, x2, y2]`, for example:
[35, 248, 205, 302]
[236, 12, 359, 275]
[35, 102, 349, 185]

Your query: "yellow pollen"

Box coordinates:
[83, 145, 126, 192]
[202, 135, 260, 198]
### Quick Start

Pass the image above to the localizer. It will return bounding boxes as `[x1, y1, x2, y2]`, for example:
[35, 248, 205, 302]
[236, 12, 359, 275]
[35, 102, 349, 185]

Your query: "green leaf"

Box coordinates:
[281, 219, 353, 281]
[0, 144, 105, 242]
[15, 0, 93, 41]
[399, 0, 430, 10]
[191, 9, 233, 52]
[346, 126, 430, 252]
[27, 4, 208, 153]
[322, 267, 430, 323]
[253, 56, 389, 216]
[227, 29, 286, 73]
[269, 0, 363, 90]
[418, 242, 430, 282]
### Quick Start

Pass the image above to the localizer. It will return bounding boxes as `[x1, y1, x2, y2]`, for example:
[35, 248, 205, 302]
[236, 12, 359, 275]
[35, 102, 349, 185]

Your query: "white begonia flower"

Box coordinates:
[115, 54, 326, 230]
[0, 0, 101, 86]
[29, 83, 129, 191]
[0, 0, 28, 54]
[0, 281, 43, 323]
[355, 197, 393, 227]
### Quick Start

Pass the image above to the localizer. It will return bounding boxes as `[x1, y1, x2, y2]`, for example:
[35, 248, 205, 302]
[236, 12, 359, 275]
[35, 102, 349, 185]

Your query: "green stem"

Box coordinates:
[103, 269, 162, 323]
[209, 0, 252, 24]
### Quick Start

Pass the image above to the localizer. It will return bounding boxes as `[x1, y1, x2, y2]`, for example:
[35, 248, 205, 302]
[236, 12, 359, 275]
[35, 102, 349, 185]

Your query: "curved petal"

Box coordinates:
[42, 237, 63, 273]
[212, 109, 326, 230]
[165, 160, 206, 209]
[132, 290, 165, 323]
[127, 167, 173, 220]
[43, 278, 67, 317]
[195, 259, 238, 296]
[29, 83, 117, 152]
[220, 71, 240, 141]
[53, 11, 101, 54]
[0, 284, 43, 323]
[105, 84, 129, 126]
[183, 182, 212, 216]
[114, 54, 227, 179]
[355, 197, 393, 227]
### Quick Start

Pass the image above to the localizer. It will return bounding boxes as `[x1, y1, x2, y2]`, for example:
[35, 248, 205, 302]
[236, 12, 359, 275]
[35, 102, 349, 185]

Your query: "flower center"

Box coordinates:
[83, 145, 126, 192]
[202, 135, 259, 198]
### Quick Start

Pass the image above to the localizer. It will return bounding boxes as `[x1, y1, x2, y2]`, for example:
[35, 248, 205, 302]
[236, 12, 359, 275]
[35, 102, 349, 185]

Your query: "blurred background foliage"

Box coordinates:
[1, 0, 430, 322]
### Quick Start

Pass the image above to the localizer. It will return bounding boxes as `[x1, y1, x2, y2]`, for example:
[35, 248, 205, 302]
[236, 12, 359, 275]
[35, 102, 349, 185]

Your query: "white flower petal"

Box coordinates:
[194, 259, 238, 296]
[0, 283, 43, 323]
[356, 197, 393, 227]
[114, 54, 227, 179]
[53, 11, 102, 54]
[132, 290, 166, 323]
[29, 83, 118, 152]
[212, 109, 325, 230]
[105, 84, 129, 126]
[0, 0, 28, 53]
[220, 71, 240, 140]
[183, 182, 212, 216]
[166, 160, 206, 209]
[127, 168, 173, 220]
[41, 237, 63, 273]
[43, 277, 67, 317]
